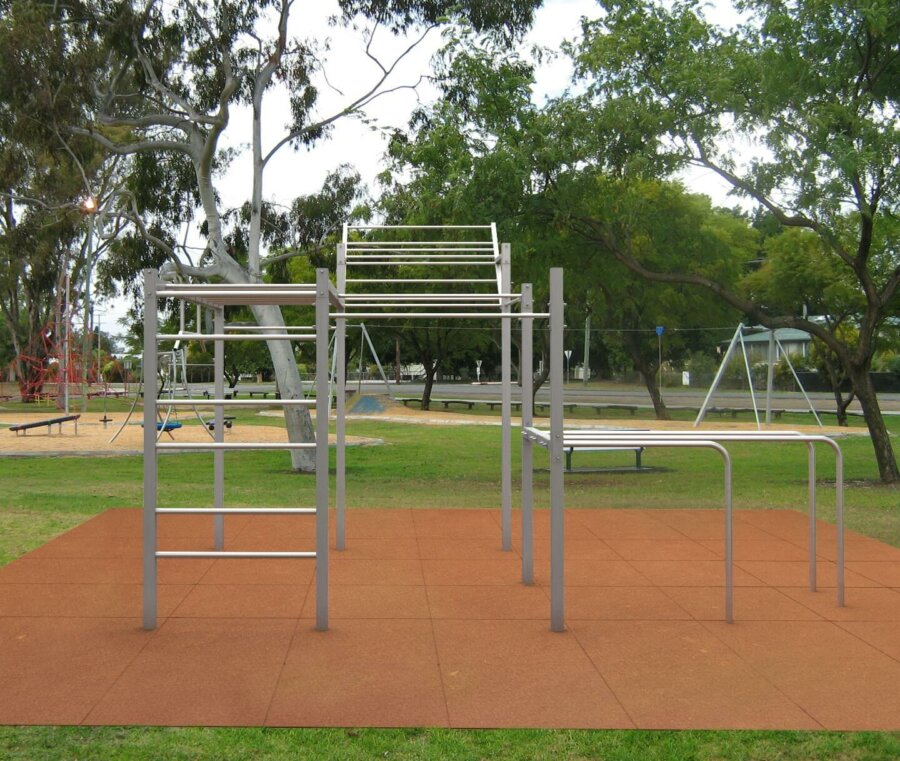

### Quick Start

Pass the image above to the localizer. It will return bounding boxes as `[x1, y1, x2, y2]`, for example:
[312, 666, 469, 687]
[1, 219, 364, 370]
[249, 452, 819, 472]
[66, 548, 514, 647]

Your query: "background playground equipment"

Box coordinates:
[111, 277, 213, 444]
[696, 323, 823, 428]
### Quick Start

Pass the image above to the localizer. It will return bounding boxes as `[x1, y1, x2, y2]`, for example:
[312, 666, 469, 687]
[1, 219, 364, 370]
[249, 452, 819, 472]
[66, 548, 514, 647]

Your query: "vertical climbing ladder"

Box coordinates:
[142, 268, 339, 631]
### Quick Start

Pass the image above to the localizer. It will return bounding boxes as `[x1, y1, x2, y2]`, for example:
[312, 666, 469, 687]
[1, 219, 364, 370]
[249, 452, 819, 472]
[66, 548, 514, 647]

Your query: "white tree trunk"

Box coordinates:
[250, 303, 316, 471]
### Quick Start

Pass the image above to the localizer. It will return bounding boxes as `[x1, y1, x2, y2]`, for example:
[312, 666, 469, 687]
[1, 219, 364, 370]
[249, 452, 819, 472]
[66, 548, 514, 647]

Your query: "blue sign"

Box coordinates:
[655, 326, 665, 336]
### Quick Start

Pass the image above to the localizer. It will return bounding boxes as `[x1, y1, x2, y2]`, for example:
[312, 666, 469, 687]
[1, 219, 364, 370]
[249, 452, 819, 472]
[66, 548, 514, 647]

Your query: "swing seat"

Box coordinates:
[140, 421, 183, 432]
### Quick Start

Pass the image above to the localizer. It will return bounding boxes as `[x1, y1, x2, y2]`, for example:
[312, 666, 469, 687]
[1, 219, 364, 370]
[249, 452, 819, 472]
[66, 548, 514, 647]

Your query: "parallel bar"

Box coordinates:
[549, 268, 565, 633]
[521, 283, 534, 584]
[157, 442, 316, 450]
[213, 308, 225, 551]
[501, 242, 512, 551]
[157, 508, 316, 515]
[142, 269, 158, 631]
[315, 267, 330, 631]
[157, 551, 316, 559]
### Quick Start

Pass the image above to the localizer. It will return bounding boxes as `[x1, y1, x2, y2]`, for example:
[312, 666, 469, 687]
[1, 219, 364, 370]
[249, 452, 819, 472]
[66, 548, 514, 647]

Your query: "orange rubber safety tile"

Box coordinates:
[329, 557, 424, 586]
[846, 561, 900, 587]
[337, 537, 421, 559]
[778, 586, 900, 621]
[0, 617, 151, 725]
[837, 621, 900, 662]
[2, 507, 900, 730]
[85, 618, 296, 726]
[627, 560, 764, 587]
[0, 582, 191, 618]
[426, 584, 550, 620]
[413, 509, 499, 538]
[233, 515, 318, 539]
[664, 586, 823, 621]
[563, 586, 692, 621]
[266, 619, 447, 727]
[533, 559, 653, 587]
[818, 536, 900, 563]
[530, 539, 620, 561]
[432, 619, 633, 728]
[507, 510, 598, 540]
[700, 538, 810, 562]
[575, 511, 687, 540]
[605, 539, 720, 561]
[416, 537, 508, 559]
[342, 509, 416, 538]
[571, 620, 821, 729]
[172, 583, 310, 619]
[422, 557, 522, 586]
[198, 558, 315, 586]
[702, 620, 900, 730]
[300, 584, 430, 619]
[736, 560, 883, 587]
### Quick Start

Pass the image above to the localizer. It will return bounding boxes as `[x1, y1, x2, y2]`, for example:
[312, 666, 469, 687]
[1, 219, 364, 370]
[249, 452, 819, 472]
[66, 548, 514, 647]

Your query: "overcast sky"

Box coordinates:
[100, 0, 742, 336]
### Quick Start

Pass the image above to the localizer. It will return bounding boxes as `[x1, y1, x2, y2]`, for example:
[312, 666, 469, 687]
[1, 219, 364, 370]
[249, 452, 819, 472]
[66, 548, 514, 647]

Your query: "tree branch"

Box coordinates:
[262, 23, 437, 166]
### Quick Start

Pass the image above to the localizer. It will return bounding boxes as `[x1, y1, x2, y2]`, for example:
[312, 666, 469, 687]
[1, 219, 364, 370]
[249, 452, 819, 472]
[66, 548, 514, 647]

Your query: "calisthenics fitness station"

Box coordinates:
[142, 223, 846, 633]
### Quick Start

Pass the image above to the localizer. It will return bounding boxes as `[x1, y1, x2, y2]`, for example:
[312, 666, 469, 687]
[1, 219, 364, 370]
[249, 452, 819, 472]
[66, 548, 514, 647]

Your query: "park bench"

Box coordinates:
[205, 416, 235, 430]
[588, 403, 639, 416]
[709, 406, 785, 419]
[9, 414, 81, 436]
[564, 445, 645, 472]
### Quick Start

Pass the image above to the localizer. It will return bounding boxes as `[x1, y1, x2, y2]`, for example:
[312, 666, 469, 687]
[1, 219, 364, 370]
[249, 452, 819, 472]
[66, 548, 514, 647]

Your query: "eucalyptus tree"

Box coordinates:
[0, 0, 119, 400]
[62, 0, 540, 471]
[567, 0, 900, 481]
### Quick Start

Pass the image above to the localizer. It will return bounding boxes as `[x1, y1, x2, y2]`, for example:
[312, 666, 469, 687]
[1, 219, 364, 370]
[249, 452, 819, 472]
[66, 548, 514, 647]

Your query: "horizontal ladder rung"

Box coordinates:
[157, 333, 316, 342]
[156, 508, 316, 515]
[157, 551, 316, 559]
[158, 399, 314, 406]
[157, 442, 317, 450]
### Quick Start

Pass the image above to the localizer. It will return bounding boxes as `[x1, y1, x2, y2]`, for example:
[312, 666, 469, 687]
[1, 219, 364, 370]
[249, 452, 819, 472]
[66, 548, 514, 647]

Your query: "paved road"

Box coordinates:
[156, 379, 900, 414]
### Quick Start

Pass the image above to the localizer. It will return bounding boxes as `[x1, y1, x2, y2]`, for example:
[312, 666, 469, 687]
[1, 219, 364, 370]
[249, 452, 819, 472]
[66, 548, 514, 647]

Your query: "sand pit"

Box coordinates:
[0, 411, 380, 456]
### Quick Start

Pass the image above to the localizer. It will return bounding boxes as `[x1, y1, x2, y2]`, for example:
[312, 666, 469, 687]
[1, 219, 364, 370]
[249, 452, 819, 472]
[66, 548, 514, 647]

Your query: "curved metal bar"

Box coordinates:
[525, 433, 736, 626]
[533, 428, 845, 609]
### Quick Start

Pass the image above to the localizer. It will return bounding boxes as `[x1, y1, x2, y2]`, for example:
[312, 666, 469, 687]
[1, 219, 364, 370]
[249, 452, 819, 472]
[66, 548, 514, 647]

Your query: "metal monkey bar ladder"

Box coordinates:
[334, 223, 550, 552]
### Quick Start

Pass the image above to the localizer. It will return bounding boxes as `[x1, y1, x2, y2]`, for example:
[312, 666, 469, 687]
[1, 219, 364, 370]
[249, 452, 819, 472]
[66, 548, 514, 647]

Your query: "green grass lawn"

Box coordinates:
[0, 407, 898, 758]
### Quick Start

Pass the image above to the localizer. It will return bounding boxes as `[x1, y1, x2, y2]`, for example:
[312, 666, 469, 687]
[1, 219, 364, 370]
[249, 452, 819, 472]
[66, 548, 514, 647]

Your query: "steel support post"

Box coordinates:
[723, 446, 734, 624]
[549, 268, 565, 632]
[765, 331, 776, 424]
[142, 269, 159, 630]
[213, 307, 225, 550]
[500, 242, 512, 551]
[336, 244, 347, 550]
[520, 284, 534, 584]
[808, 442, 817, 591]
[315, 268, 330, 631]
[835, 445, 844, 606]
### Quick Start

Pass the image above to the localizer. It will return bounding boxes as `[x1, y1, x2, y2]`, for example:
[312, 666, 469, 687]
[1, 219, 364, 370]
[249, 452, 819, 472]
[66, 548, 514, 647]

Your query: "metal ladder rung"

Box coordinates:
[155, 508, 316, 515]
[156, 551, 315, 558]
